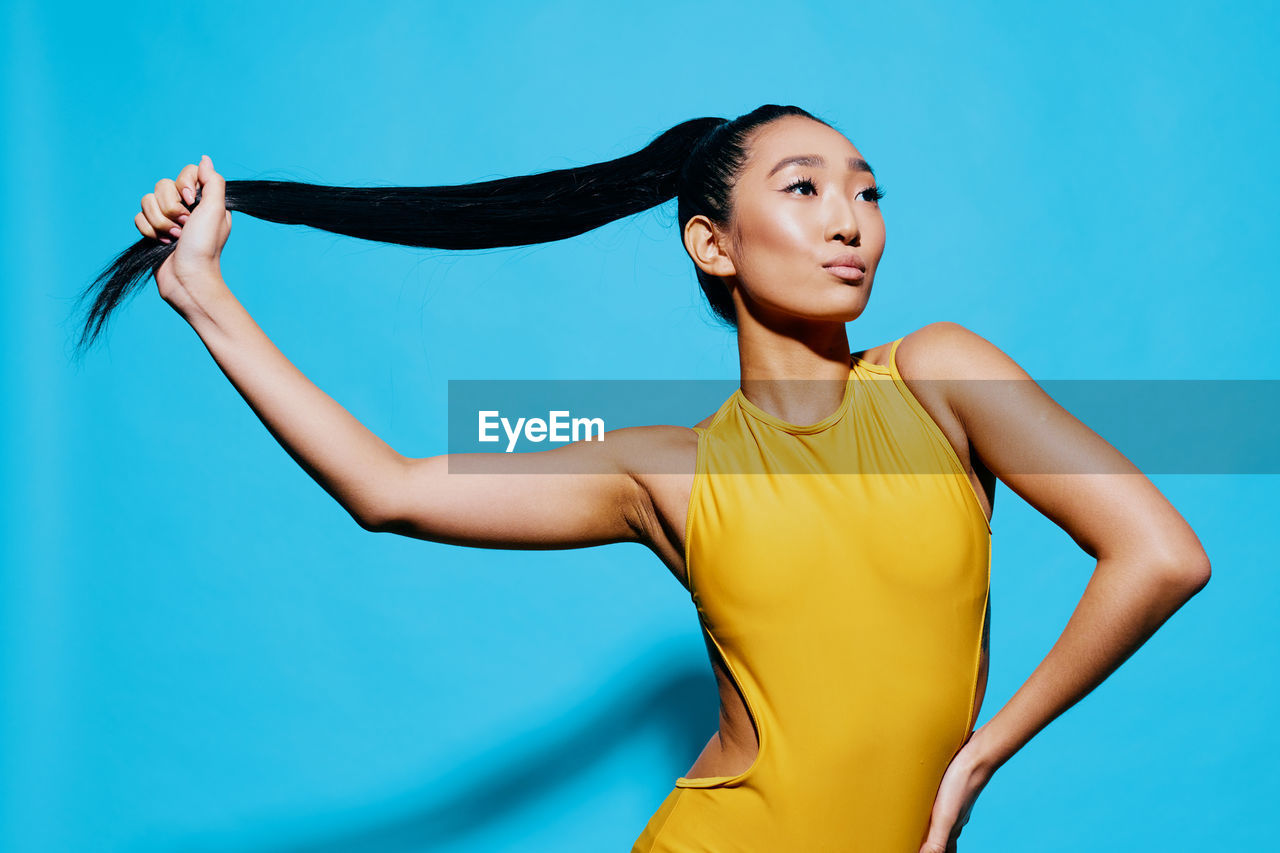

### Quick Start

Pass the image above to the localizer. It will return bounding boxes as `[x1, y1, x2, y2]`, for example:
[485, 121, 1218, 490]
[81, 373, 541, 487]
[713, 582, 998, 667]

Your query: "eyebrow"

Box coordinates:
[766, 155, 875, 179]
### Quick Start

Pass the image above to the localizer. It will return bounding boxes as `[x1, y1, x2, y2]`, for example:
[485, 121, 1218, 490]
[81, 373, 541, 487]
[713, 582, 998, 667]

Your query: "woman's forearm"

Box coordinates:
[177, 272, 406, 529]
[970, 556, 1210, 772]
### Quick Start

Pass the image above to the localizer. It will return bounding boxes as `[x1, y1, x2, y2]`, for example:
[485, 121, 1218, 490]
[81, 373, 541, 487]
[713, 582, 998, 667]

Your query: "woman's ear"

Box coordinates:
[683, 215, 737, 278]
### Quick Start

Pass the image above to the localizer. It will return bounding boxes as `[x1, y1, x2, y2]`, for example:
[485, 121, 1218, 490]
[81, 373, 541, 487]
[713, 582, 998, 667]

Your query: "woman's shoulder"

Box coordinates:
[856, 321, 1006, 380]
[851, 339, 895, 369]
[600, 423, 702, 474]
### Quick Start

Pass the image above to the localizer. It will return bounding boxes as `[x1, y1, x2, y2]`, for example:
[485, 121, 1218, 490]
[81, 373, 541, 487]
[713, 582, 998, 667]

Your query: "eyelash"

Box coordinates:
[783, 176, 886, 203]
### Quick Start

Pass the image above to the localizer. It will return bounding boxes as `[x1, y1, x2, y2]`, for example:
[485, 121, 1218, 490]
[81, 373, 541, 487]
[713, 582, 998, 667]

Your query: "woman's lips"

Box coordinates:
[825, 265, 865, 281]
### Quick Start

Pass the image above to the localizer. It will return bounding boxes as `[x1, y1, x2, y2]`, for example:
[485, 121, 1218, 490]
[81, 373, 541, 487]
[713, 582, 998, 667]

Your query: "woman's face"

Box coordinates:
[692, 116, 886, 326]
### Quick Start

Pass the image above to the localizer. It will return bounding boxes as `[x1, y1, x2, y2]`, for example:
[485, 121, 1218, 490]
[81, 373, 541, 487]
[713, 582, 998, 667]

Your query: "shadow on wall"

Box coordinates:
[141, 639, 715, 852]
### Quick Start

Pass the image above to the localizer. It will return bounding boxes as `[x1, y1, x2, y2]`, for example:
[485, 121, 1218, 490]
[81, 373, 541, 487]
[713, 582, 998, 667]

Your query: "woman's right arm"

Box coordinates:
[138, 158, 650, 549]
[181, 277, 650, 546]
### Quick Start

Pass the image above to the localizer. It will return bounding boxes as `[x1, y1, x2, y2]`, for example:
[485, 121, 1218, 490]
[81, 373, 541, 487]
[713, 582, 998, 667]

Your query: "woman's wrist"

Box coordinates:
[964, 723, 1011, 776]
[170, 269, 236, 336]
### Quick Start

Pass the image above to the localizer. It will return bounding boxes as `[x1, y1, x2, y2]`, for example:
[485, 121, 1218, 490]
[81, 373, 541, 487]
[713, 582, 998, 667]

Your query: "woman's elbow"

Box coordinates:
[1159, 549, 1212, 594]
[345, 489, 401, 533]
[354, 510, 389, 533]
[353, 500, 400, 533]
[1183, 553, 1212, 592]
[352, 463, 411, 533]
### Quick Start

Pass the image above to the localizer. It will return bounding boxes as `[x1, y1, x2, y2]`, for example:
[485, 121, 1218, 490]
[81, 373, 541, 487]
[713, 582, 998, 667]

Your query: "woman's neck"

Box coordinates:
[734, 317, 853, 426]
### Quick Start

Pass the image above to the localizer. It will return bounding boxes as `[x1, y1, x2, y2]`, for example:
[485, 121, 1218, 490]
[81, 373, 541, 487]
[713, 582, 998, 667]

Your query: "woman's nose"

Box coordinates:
[825, 197, 860, 244]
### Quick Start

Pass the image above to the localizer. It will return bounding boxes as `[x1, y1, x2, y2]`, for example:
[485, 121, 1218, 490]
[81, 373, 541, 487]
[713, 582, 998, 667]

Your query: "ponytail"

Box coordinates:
[73, 105, 828, 359]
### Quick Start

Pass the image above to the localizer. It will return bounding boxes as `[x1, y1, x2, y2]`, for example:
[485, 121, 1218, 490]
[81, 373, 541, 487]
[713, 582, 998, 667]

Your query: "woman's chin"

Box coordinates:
[742, 289, 871, 327]
[814, 292, 871, 324]
[789, 304, 868, 325]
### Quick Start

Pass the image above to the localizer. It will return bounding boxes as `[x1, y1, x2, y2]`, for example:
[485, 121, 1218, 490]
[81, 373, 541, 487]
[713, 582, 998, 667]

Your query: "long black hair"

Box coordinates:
[71, 104, 829, 360]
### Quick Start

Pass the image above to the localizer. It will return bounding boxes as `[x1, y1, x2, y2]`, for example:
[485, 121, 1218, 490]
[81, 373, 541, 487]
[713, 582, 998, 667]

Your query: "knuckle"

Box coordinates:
[141, 195, 166, 222]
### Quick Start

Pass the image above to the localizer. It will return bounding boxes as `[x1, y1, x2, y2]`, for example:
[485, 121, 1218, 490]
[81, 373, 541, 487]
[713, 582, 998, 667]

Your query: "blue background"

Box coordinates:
[3, 1, 1275, 850]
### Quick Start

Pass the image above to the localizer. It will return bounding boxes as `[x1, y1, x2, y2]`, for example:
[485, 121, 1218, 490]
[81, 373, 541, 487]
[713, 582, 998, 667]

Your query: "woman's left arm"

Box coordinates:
[908, 321, 1211, 853]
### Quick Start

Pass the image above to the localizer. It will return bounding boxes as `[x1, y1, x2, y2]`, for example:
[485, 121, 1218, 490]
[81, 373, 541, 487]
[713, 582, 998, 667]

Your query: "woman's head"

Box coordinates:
[73, 105, 878, 359]
[677, 106, 885, 331]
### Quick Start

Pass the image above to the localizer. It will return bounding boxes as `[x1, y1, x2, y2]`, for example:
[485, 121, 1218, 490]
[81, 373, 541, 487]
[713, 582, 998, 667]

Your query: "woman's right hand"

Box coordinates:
[135, 155, 233, 316]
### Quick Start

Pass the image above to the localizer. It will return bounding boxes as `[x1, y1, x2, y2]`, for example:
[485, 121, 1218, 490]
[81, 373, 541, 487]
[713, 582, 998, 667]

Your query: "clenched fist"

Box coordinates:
[135, 154, 233, 314]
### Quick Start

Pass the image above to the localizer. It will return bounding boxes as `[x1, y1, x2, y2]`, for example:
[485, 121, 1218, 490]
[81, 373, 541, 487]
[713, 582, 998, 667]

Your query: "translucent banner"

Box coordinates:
[445, 379, 1280, 475]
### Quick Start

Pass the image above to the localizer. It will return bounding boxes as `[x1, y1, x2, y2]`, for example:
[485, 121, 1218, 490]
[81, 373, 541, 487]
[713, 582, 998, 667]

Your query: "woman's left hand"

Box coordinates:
[918, 729, 996, 853]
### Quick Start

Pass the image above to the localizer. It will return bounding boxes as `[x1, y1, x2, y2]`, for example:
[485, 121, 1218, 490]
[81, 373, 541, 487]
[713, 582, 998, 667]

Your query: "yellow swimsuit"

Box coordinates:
[632, 337, 992, 852]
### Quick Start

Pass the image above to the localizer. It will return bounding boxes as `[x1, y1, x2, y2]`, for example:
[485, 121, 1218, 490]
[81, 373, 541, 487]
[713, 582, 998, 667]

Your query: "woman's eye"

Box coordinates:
[783, 178, 885, 203]
[858, 184, 886, 203]
[783, 177, 817, 195]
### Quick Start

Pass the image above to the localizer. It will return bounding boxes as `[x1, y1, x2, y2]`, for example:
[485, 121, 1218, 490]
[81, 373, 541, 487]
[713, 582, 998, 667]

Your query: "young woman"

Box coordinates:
[102, 105, 1210, 852]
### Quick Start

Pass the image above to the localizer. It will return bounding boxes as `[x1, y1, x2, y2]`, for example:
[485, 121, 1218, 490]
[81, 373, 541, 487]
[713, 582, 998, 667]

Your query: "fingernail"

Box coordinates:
[177, 214, 189, 224]
[182, 187, 194, 205]
[159, 236, 172, 244]
[169, 226, 182, 238]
